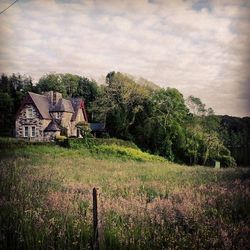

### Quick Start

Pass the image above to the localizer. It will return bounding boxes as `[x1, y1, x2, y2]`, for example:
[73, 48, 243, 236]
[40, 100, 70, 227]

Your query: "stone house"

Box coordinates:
[15, 91, 88, 141]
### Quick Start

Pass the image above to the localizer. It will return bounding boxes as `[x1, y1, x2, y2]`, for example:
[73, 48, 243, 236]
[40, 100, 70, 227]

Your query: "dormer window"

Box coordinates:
[26, 106, 34, 118]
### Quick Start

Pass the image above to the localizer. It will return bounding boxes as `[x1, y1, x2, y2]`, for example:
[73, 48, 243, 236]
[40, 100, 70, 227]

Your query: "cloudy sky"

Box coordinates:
[0, 0, 249, 117]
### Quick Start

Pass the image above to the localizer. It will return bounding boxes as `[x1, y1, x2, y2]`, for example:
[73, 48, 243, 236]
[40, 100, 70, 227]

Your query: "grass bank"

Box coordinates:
[0, 138, 250, 249]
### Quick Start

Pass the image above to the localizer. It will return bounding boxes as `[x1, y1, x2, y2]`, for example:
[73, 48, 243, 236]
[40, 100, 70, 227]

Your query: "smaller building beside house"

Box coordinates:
[89, 122, 107, 137]
[15, 91, 88, 141]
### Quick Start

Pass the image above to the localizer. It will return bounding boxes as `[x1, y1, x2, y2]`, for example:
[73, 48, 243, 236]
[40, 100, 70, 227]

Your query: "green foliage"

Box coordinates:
[186, 95, 206, 116]
[219, 115, 250, 148]
[55, 135, 68, 147]
[0, 73, 35, 136]
[137, 88, 188, 161]
[76, 121, 92, 136]
[1, 71, 243, 167]
[67, 137, 164, 162]
[91, 72, 152, 138]
[36, 73, 98, 115]
[93, 144, 165, 162]
[36, 73, 66, 94]
[183, 97, 237, 167]
[94, 138, 139, 149]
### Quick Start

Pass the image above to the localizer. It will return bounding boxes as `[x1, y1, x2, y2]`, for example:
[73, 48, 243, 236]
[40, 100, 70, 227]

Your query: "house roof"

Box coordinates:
[89, 123, 105, 132]
[17, 92, 88, 122]
[50, 98, 74, 113]
[28, 92, 51, 119]
[71, 98, 88, 122]
[44, 120, 61, 131]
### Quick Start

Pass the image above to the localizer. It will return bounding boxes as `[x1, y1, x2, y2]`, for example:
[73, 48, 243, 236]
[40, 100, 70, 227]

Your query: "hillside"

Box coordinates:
[0, 138, 249, 249]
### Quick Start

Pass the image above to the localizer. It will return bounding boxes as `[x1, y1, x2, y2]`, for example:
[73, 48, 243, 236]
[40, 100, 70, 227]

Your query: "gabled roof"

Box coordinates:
[28, 92, 51, 119]
[71, 98, 88, 122]
[17, 92, 88, 122]
[50, 98, 74, 113]
[44, 120, 60, 131]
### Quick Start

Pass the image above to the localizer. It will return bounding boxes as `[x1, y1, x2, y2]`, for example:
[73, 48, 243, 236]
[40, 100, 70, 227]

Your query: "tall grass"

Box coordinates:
[0, 139, 250, 249]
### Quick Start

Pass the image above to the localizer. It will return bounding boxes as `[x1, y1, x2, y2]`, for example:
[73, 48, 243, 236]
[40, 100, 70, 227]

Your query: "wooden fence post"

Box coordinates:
[92, 187, 99, 250]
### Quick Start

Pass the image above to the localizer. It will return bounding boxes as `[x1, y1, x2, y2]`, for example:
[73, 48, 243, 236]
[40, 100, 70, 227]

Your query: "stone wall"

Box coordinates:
[44, 131, 60, 141]
[50, 112, 63, 120]
[15, 103, 87, 140]
[60, 112, 73, 136]
[15, 104, 49, 141]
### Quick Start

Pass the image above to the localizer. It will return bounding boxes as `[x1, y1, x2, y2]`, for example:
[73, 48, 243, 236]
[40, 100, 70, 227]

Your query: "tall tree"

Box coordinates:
[0, 73, 35, 136]
[141, 88, 188, 161]
[91, 72, 152, 139]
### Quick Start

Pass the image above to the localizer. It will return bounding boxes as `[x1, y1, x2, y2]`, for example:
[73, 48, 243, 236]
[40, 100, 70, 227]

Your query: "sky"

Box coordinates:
[0, 0, 250, 117]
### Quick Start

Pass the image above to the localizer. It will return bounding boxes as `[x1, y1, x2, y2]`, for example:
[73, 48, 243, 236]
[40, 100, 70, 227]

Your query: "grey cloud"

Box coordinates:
[0, 0, 249, 116]
[192, 0, 213, 12]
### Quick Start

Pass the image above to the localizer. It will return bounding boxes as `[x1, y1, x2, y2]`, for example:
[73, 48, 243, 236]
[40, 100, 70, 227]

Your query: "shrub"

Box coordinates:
[94, 138, 139, 149]
[93, 144, 165, 162]
[55, 135, 67, 141]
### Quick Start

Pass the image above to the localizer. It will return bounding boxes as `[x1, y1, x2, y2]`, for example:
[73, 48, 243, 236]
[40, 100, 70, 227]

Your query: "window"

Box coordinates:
[23, 126, 36, 137]
[24, 126, 29, 137]
[31, 127, 36, 137]
[26, 107, 34, 118]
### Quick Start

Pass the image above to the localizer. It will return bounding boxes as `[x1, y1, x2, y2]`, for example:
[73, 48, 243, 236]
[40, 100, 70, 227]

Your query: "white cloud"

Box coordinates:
[0, 0, 249, 116]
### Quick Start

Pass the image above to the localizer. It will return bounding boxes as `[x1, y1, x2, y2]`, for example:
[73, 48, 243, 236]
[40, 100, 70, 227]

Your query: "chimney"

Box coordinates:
[44, 91, 62, 106]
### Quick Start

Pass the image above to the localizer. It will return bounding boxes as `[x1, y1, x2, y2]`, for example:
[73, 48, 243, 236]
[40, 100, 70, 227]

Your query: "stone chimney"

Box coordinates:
[44, 91, 62, 106]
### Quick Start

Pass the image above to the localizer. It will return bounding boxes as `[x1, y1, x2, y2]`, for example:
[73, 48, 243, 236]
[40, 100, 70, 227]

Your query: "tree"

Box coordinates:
[36, 73, 65, 95]
[184, 96, 235, 166]
[76, 77, 98, 107]
[141, 88, 189, 161]
[0, 73, 35, 136]
[0, 92, 14, 135]
[186, 95, 206, 116]
[91, 72, 152, 139]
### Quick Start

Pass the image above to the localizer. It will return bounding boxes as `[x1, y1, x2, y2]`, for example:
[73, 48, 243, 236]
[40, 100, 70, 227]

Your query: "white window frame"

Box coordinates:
[23, 126, 36, 137]
[31, 126, 36, 137]
[23, 126, 29, 137]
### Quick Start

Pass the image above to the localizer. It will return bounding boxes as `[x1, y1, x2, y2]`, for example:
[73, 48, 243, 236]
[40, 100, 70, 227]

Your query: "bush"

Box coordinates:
[93, 144, 165, 162]
[94, 138, 139, 149]
[55, 135, 68, 147]
[67, 137, 165, 162]
[68, 138, 139, 150]
[55, 135, 67, 141]
[219, 155, 237, 168]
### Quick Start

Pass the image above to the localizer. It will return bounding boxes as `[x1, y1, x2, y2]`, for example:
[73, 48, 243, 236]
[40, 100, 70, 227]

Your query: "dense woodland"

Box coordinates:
[1, 72, 249, 167]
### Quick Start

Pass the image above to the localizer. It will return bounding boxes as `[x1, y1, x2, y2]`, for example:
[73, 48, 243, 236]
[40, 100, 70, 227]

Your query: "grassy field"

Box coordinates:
[0, 138, 250, 249]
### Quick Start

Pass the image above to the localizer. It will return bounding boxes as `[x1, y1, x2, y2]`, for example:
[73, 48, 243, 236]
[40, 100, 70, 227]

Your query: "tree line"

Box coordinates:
[1, 72, 249, 167]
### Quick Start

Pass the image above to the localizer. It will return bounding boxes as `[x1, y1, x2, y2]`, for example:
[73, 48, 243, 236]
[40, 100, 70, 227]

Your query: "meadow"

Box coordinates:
[0, 138, 249, 249]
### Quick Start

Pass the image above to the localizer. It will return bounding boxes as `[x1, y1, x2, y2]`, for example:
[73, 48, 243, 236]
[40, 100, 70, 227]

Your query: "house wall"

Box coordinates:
[50, 112, 63, 120]
[15, 104, 50, 141]
[71, 109, 86, 136]
[16, 98, 88, 140]
[44, 131, 60, 141]
[60, 112, 73, 136]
